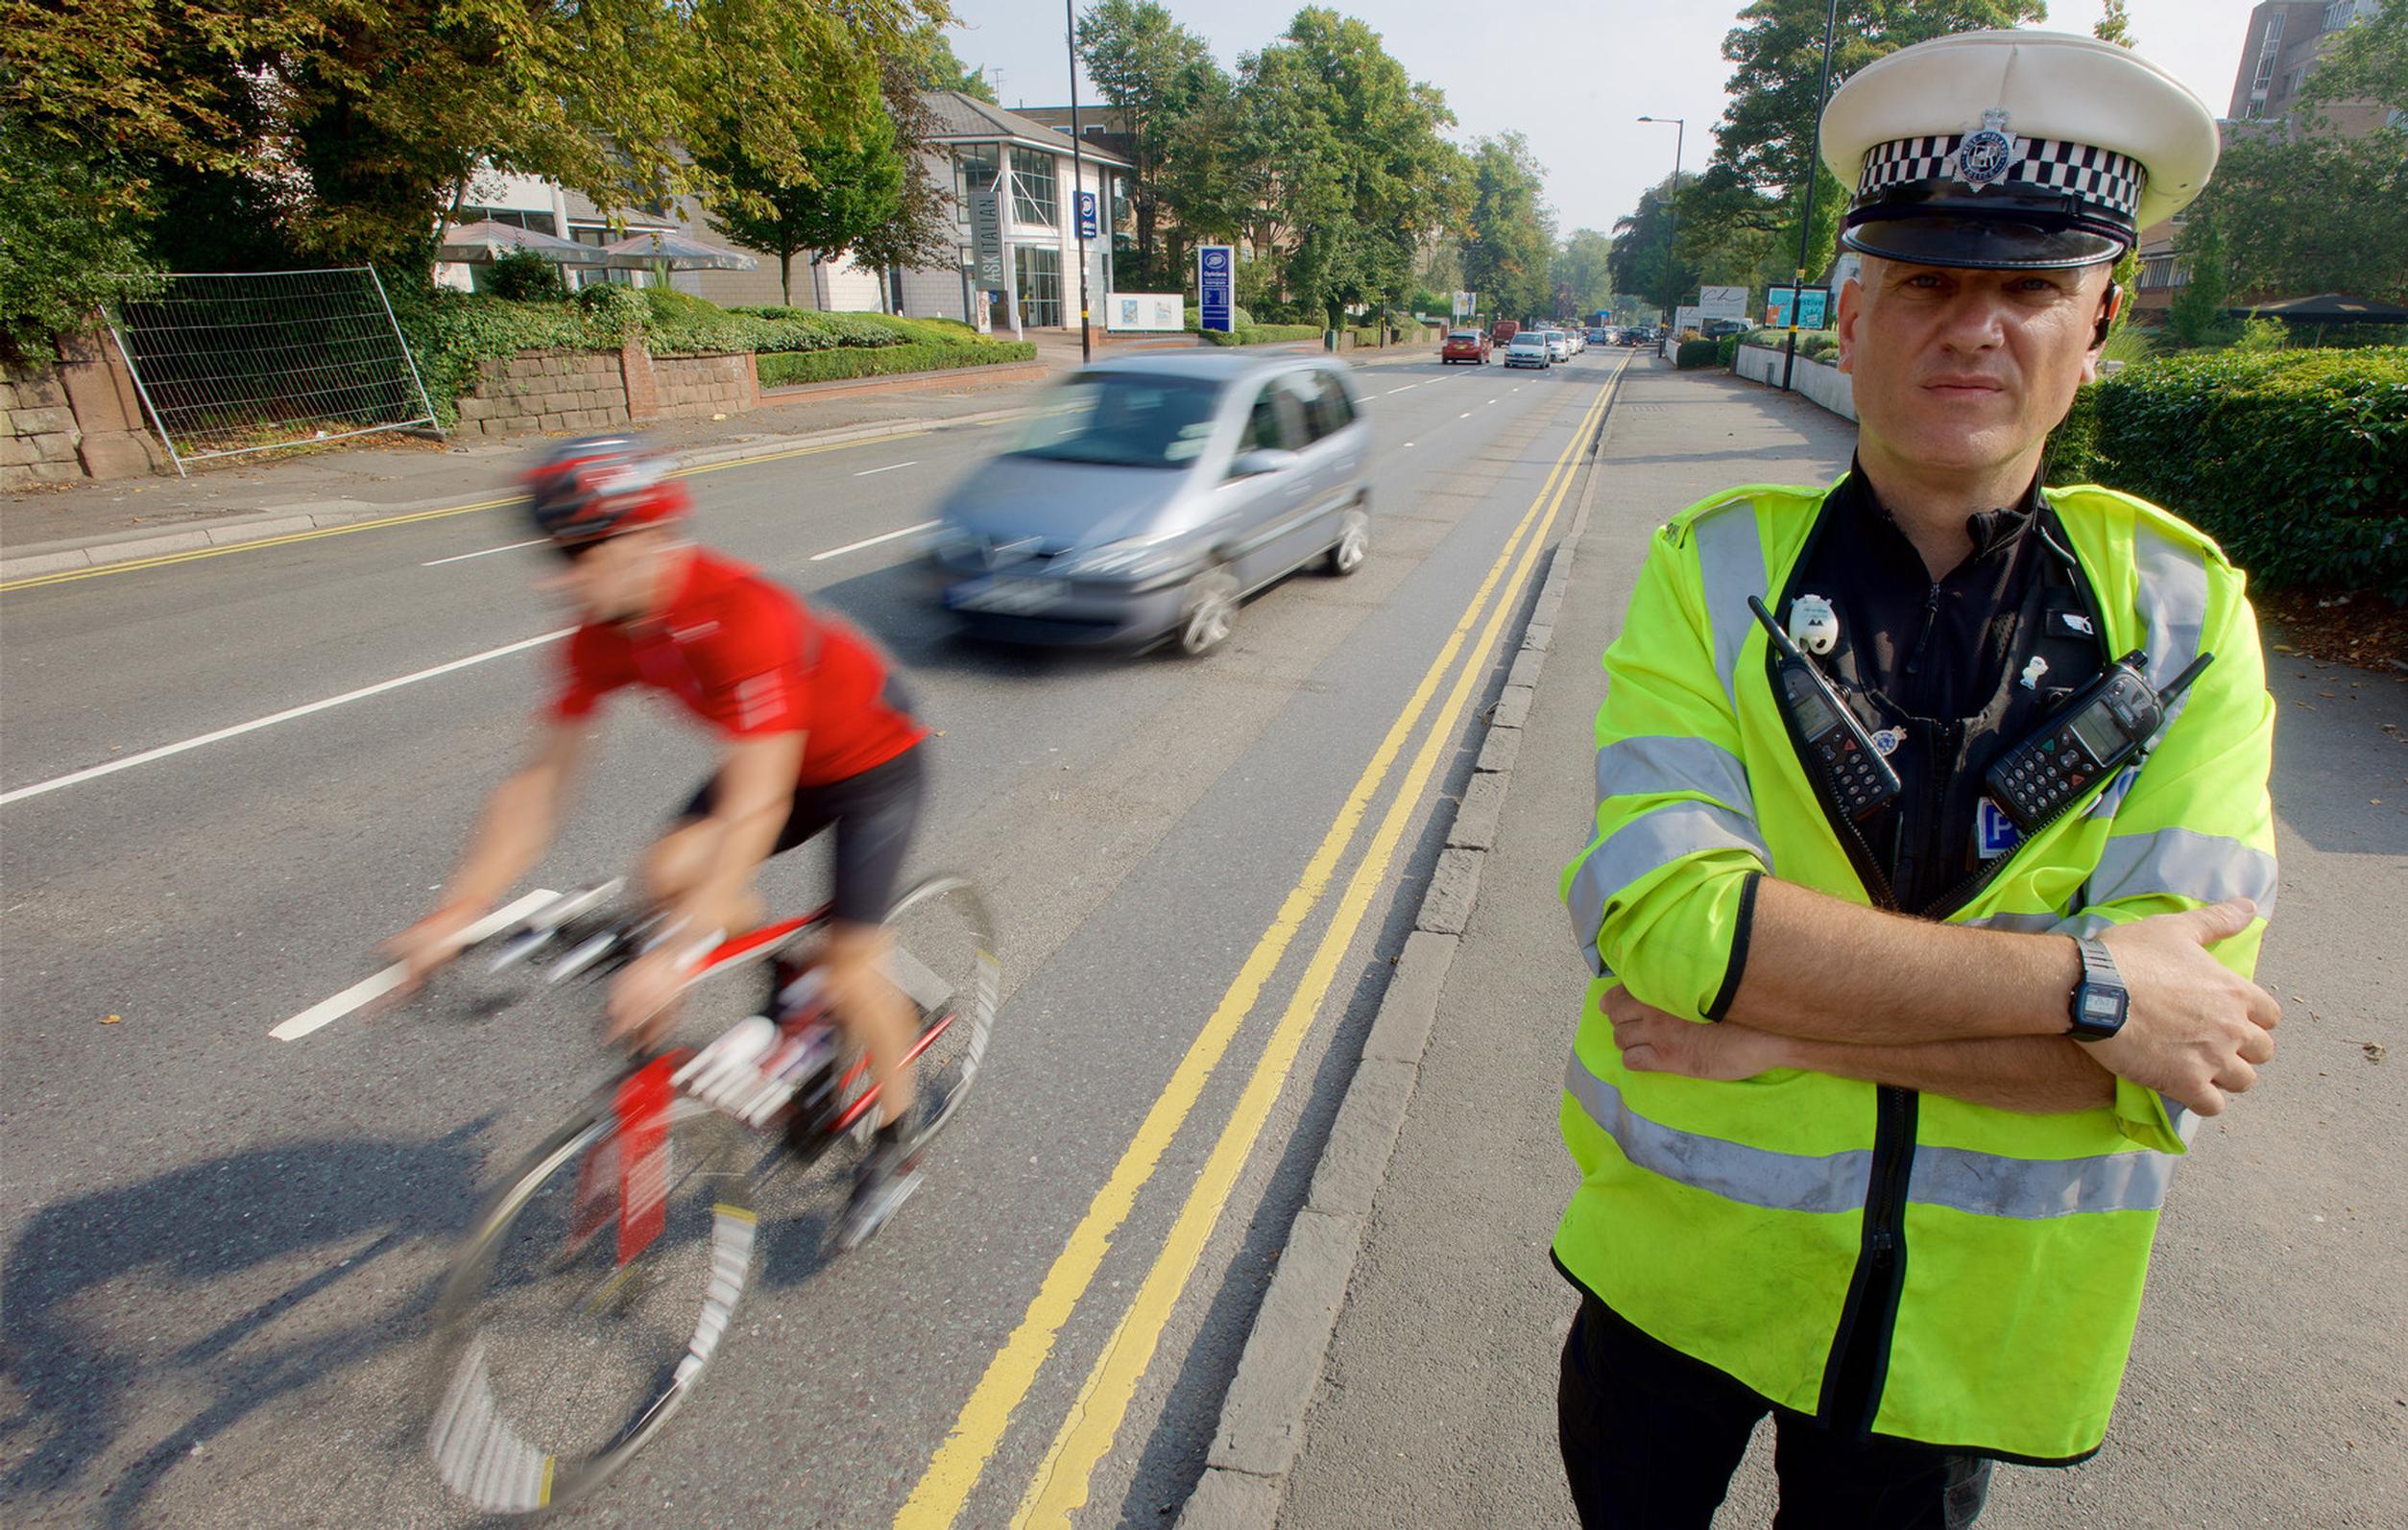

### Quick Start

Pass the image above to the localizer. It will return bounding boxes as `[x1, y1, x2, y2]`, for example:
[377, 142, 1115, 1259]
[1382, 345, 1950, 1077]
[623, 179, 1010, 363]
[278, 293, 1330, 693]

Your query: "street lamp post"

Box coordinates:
[1782, 0, 1842, 394]
[1066, 0, 1093, 363]
[1637, 115, 1684, 342]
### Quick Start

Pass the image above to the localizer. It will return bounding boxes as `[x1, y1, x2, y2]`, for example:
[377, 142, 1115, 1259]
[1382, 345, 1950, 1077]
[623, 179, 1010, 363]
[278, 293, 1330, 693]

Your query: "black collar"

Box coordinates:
[1836, 459, 2045, 577]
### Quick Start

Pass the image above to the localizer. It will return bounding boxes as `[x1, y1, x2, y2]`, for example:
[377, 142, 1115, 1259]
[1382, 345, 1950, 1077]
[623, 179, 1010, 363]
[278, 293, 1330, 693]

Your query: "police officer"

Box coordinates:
[1553, 31, 2281, 1528]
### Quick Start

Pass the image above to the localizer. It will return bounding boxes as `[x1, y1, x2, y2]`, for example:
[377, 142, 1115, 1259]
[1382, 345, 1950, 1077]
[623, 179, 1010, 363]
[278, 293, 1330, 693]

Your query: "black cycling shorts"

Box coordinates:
[674, 744, 927, 926]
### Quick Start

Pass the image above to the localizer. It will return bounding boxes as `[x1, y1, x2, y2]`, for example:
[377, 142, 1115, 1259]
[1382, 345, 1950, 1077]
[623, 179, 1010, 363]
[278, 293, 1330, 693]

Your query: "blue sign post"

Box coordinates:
[1076, 191, 1100, 242]
[1197, 245, 1235, 334]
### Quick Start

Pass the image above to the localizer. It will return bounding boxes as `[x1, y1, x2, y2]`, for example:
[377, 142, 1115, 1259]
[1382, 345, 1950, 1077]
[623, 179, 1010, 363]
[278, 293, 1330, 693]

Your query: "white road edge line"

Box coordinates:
[853, 460, 921, 478]
[421, 538, 546, 567]
[269, 889, 560, 1041]
[0, 629, 573, 808]
[809, 520, 940, 562]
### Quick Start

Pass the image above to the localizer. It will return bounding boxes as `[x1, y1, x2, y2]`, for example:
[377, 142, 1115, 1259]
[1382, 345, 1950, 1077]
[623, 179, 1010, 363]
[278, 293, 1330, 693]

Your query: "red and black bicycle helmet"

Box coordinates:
[519, 435, 690, 547]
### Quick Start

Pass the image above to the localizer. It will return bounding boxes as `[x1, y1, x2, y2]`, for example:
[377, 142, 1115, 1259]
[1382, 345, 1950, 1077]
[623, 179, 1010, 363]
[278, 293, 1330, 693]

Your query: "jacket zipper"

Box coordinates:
[1823, 1085, 1918, 1435]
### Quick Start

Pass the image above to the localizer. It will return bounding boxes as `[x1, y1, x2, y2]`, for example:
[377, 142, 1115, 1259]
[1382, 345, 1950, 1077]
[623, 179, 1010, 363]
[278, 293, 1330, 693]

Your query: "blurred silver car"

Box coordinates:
[927, 353, 1372, 655]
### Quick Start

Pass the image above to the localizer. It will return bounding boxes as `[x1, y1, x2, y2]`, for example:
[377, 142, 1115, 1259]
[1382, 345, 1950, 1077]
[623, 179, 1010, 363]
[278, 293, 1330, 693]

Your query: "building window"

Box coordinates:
[456, 206, 559, 236]
[1009, 147, 1059, 227]
[2323, 1, 2365, 34]
[1016, 245, 1061, 326]
[953, 144, 1000, 221]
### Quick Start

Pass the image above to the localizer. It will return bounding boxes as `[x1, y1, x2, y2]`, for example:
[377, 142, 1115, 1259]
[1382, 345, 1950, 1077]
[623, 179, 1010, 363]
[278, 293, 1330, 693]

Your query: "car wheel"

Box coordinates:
[1177, 567, 1239, 657]
[1325, 505, 1369, 575]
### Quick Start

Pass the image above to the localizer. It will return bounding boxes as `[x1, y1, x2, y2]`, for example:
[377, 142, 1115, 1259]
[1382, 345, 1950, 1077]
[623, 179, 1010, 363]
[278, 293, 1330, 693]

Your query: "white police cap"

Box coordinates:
[1820, 30, 2221, 270]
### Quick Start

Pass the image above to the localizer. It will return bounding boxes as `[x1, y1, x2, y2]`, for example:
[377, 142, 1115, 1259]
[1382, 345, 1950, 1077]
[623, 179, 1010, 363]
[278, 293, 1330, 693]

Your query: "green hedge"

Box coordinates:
[1674, 339, 1720, 370]
[757, 339, 1035, 388]
[2047, 347, 2408, 601]
[1199, 323, 1323, 347]
[393, 285, 1024, 425]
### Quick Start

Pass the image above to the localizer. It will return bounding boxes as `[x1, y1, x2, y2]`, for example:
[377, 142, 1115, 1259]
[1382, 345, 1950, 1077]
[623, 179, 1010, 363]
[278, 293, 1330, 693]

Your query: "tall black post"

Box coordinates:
[1068, 0, 1093, 362]
[1783, 0, 1842, 393]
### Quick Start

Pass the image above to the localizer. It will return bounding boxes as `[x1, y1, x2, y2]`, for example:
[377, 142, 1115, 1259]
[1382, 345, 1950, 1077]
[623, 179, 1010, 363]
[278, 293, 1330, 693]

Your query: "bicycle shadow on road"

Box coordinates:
[0, 1121, 493, 1528]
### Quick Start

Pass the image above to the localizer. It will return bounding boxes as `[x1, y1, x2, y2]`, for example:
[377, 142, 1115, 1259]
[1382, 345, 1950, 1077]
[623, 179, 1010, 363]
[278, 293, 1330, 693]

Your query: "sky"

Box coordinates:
[944, 0, 2268, 245]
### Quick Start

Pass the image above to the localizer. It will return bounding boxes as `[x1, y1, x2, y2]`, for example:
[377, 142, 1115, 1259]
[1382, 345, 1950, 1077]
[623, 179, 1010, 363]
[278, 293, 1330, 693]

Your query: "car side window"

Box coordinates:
[1305, 371, 1356, 440]
[1240, 385, 1296, 454]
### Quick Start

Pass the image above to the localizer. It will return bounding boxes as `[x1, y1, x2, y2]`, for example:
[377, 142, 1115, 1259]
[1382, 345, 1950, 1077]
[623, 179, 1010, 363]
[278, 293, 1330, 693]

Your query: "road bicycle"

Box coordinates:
[421, 873, 996, 1515]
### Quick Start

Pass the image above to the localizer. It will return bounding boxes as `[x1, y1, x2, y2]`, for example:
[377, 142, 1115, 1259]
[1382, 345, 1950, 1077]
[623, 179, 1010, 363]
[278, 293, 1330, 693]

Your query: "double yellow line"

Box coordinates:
[899, 358, 1625, 1528]
[0, 431, 928, 594]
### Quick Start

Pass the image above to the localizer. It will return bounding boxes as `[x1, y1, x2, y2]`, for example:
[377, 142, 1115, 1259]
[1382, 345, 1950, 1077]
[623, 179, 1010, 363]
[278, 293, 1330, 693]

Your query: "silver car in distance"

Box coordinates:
[927, 352, 1373, 656]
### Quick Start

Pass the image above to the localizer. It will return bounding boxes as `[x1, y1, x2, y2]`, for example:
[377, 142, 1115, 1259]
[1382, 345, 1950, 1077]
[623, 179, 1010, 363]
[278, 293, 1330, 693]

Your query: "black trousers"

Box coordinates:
[1557, 1292, 1993, 1530]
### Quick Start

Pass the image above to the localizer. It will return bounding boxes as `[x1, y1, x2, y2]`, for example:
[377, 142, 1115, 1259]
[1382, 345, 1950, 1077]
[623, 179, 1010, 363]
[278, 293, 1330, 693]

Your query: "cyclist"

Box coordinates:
[388, 435, 936, 1244]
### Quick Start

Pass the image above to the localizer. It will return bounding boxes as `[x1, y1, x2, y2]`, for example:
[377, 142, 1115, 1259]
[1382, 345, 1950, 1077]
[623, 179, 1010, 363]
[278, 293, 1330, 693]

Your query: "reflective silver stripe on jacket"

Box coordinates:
[2131, 520, 2209, 727]
[1695, 503, 1767, 703]
[1566, 802, 1769, 975]
[2090, 826, 2278, 919]
[1596, 735, 1756, 820]
[1564, 1053, 2176, 1217]
[1563, 1053, 1869, 1213]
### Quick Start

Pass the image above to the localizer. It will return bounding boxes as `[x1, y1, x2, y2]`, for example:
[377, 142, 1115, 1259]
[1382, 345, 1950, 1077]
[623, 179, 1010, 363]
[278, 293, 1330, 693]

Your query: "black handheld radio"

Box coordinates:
[1985, 649, 2214, 831]
[1747, 596, 1900, 820]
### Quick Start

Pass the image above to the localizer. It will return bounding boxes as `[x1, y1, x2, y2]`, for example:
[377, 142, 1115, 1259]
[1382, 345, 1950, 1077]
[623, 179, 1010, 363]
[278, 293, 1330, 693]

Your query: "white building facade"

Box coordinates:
[433, 92, 1129, 331]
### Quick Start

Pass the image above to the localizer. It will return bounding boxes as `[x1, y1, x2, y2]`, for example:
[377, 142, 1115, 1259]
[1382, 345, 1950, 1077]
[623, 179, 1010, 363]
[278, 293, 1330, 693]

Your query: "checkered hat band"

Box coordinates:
[1856, 134, 2143, 218]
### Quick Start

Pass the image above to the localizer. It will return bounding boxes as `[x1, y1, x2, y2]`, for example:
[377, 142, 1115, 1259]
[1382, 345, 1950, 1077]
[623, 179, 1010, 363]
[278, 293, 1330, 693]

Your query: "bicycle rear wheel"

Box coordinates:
[882, 874, 998, 1146]
[424, 1088, 755, 1514]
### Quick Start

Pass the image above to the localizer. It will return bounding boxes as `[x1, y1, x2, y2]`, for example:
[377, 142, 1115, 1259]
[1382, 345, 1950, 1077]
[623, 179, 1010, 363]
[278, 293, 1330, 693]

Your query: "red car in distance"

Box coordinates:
[1441, 328, 1491, 365]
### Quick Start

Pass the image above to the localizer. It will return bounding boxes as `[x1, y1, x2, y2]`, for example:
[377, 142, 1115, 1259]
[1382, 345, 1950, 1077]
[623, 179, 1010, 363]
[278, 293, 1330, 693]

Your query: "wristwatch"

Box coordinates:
[2067, 937, 2129, 1041]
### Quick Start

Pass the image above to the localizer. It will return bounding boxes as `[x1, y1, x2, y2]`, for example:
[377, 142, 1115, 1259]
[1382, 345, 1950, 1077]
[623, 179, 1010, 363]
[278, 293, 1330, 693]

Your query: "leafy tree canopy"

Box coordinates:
[1461, 132, 1553, 324]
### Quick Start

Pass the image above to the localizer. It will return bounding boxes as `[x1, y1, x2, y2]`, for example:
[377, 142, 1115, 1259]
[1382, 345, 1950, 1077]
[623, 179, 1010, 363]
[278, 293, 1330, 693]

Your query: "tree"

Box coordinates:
[0, 0, 947, 274]
[922, 31, 998, 102]
[2301, 0, 2407, 117]
[1678, 1, 2046, 286]
[1228, 9, 1458, 328]
[1553, 228, 1615, 320]
[1609, 173, 1698, 319]
[2164, 216, 2237, 347]
[1077, 1, 1230, 280]
[702, 112, 906, 307]
[2092, 0, 2135, 46]
[2186, 129, 2408, 305]
[1461, 133, 1553, 324]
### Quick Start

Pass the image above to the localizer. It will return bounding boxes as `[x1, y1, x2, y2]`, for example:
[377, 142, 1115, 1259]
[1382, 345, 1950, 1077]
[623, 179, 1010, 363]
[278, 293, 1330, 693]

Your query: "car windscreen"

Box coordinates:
[1009, 374, 1223, 468]
[1448, 331, 1479, 341]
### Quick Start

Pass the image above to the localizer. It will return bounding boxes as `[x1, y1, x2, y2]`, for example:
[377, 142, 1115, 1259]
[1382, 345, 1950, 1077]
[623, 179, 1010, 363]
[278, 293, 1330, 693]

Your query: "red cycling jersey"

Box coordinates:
[549, 548, 926, 785]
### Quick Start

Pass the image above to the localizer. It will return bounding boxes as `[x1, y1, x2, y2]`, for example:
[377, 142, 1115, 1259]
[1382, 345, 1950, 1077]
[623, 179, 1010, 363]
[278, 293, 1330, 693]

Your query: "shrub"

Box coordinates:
[1714, 335, 1740, 367]
[1674, 339, 1720, 370]
[485, 251, 569, 301]
[1198, 323, 1322, 347]
[757, 339, 1036, 387]
[1182, 304, 1256, 332]
[0, 134, 159, 356]
[2233, 316, 2289, 352]
[2047, 347, 2408, 602]
[392, 289, 639, 427]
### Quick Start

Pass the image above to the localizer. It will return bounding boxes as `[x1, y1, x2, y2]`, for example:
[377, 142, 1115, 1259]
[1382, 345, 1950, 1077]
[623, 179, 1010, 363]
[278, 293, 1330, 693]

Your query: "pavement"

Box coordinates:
[0, 343, 1615, 1527]
[0, 327, 1433, 568]
[1194, 360, 2408, 1527]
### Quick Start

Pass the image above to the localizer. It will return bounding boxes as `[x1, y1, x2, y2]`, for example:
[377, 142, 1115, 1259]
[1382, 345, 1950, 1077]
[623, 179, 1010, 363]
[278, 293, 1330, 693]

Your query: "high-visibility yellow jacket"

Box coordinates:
[1556, 478, 2277, 1463]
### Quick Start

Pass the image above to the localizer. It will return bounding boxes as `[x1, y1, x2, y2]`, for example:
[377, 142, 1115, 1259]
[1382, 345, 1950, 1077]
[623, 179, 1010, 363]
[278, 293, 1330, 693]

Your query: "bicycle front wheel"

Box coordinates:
[424, 1089, 756, 1515]
[883, 874, 999, 1145]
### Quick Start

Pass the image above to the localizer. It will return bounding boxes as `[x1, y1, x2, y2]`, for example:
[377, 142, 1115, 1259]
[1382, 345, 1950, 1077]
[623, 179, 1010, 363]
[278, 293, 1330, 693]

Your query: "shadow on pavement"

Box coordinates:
[0, 1123, 492, 1527]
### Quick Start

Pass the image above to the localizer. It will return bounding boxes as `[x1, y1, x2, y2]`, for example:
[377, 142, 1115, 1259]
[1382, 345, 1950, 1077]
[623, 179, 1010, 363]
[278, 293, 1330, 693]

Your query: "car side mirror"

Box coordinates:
[1227, 447, 1300, 480]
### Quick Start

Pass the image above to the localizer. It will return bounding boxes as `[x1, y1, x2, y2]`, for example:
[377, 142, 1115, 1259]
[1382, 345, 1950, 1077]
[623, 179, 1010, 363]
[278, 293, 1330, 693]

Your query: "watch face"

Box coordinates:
[2081, 989, 2124, 1024]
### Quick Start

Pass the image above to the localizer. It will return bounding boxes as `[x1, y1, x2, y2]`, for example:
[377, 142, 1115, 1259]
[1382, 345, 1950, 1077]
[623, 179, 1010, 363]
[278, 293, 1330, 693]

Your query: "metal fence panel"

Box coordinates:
[108, 268, 437, 474]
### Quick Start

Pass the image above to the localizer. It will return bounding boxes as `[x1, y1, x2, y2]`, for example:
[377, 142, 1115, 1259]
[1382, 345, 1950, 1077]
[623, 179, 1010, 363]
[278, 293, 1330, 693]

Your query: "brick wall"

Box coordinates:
[450, 347, 634, 438]
[650, 352, 759, 418]
[1, 333, 170, 490]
